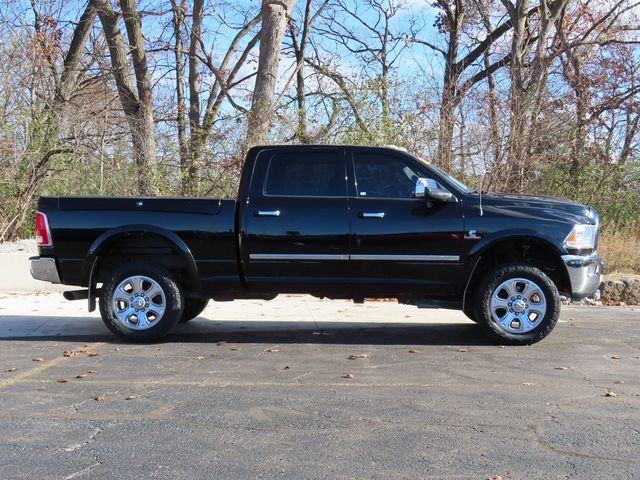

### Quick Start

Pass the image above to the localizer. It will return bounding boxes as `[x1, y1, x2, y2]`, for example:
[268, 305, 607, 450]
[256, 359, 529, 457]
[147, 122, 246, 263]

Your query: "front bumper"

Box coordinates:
[561, 254, 603, 299]
[29, 256, 61, 284]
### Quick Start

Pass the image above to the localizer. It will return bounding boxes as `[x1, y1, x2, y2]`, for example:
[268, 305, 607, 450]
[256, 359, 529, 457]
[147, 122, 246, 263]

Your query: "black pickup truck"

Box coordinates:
[30, 145, 603, 344]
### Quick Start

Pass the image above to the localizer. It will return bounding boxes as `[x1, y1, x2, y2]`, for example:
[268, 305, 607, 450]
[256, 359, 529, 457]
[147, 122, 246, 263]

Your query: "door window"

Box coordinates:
[264, 152, 345, 197]
[354, 154, 433, 198]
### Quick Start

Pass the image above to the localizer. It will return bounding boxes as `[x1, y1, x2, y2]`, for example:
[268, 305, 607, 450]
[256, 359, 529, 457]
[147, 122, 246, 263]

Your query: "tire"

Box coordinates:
[99, 263, 184, 341]
[474, 262, 560, 345]
[179, 298, 209, 323]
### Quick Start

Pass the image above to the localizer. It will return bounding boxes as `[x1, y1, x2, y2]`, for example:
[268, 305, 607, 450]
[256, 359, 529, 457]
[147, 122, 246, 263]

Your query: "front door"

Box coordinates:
[348, 150, 466, 297]
[242, 147, 350, 292]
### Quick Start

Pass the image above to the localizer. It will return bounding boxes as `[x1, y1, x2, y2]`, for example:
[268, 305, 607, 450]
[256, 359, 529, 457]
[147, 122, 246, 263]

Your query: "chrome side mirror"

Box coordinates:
[415, 177, 452, 202]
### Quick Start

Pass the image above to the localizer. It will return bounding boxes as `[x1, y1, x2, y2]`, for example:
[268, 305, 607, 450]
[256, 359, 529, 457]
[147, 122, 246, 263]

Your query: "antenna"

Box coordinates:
[479, 175, 484, 217]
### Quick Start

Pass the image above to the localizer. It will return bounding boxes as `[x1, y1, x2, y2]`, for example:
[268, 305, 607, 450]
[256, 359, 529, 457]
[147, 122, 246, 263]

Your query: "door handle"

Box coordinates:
[359, 212, 385, 219]
[256, 210, 281, 217]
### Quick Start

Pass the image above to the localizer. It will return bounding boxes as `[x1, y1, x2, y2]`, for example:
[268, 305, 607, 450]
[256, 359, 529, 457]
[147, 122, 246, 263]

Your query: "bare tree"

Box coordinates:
[92, 0, 158, 195]
[246, 0, 297, 148]
[0, 1, 97, 241]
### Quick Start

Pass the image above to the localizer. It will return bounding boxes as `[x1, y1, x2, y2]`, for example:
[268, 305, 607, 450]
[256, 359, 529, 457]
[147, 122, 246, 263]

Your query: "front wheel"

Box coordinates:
[99, 263, 184, 341]
[474, 262, 560, 345]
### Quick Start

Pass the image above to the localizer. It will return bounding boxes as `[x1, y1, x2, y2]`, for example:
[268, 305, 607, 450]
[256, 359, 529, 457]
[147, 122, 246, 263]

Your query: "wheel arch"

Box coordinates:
[462, 231, 571, 311]
[82, 225, 201, 311]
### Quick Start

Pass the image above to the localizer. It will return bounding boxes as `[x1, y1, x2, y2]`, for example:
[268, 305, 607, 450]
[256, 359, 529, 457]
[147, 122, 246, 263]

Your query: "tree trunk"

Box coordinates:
[435, 0, 464, 171]
[93, 0, 158, 195]
[171, 0, 188, 182]
[182, 0, 204, 195]
[246, 0, 296, 148]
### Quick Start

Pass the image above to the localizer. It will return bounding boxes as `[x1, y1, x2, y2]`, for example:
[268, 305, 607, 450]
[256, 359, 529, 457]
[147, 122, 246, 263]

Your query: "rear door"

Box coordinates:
[348, 149, 466, 297]
[241, 147, 350, 291]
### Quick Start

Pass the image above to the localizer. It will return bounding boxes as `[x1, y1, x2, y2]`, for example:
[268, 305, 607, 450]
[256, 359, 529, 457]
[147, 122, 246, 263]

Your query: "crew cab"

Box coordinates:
[30, 145, 603, 344]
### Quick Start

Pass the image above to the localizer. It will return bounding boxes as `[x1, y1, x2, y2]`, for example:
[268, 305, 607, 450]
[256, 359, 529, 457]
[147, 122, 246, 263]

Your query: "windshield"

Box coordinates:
[427, 164, 471, 193]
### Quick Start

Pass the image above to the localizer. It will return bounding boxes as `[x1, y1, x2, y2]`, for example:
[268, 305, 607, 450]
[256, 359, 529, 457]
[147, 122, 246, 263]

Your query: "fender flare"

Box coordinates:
[82, 225, 201, 311]
[460, 229, 569, 308]
[467, 229, 567, 261]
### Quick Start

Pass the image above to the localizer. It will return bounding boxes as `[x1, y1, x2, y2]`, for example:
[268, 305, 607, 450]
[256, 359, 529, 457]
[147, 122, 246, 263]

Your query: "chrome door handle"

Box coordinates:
[359, 212, 385, 219]
[256, 210, 281, 217]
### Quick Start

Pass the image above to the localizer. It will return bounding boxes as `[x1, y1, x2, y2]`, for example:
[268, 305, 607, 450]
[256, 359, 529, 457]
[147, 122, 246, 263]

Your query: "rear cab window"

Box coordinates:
[264, 151, 346, 197]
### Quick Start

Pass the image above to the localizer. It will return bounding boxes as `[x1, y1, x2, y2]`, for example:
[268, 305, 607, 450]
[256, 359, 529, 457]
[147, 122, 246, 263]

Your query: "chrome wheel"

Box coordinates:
[489, 277, 547, 334]
[112, 275, 166, 330]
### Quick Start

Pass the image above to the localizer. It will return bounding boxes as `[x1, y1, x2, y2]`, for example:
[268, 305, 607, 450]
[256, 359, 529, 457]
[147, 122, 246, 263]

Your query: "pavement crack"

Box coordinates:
[64, 461, 101, 480]
[624, 424, 640, 437]
[63, 426, 103, 452]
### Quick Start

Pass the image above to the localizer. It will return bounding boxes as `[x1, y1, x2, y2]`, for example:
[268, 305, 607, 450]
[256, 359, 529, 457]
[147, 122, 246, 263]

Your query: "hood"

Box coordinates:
[480, 192, 597, 225]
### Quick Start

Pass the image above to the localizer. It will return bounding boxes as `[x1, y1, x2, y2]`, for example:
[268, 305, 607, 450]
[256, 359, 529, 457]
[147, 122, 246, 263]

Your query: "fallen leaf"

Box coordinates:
[230, 347, 240, 351]
[57, 379, 69, 384]
[194, 356, 206, 360]
[86, 370, 96, 374]
[343, 373, 354, 379]
[347, 354, 370, 360]
[77, 347, 88, 353]
[94, 395, 105, 401]
[264, 347, 280, 353]
[614, 380, 625, 385]
[217, 341, 226, 346]
[87, 352, 99, 357]
[7, 368, 17, 372]
[76, 374, 87, 379]
[408, 349, 419, 354]
[456, 348, 468, 352]
[487, 476, 504, 480]
[604, 390, 617, 397]
[33, 357, 44, 362]
[125, 395, 138, 400]
[63, 351, 76, 357]
[611, 356, 621, 360]
[554, 366, 569, 370]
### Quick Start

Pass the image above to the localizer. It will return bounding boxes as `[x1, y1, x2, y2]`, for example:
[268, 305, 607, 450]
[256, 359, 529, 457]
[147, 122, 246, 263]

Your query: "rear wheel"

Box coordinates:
[474, 262, 560, 345]
[179, 298, 209, 323]
[99, 263, 184, 341]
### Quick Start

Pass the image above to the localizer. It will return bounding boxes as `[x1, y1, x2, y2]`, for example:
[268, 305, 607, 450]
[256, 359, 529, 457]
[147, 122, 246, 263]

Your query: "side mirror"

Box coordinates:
[415, 178, 452, 202]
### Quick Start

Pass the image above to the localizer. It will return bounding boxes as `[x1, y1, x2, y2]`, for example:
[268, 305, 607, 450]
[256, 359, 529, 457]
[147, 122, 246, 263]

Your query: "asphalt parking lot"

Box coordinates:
[0, 293, 639, 479]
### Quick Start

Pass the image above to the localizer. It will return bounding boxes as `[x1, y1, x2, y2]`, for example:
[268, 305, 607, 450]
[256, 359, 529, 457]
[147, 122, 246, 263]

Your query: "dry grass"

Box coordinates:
[599, 226, 640, 274]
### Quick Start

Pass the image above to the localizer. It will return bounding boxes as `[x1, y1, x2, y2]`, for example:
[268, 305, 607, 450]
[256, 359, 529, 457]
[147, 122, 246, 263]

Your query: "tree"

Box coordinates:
[246, 0, 297, 148]
[92, 0, 158, 195]
[0, 1, 97, 241]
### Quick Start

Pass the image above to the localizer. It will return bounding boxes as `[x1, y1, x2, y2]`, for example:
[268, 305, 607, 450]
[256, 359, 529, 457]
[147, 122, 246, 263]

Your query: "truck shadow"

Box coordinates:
[0, 315, 492, 346]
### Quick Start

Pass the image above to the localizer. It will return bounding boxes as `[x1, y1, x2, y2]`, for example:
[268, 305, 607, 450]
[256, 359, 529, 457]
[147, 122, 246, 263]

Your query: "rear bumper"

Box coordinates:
[29, 256, 61, 284]
[561, 254, 603, 300]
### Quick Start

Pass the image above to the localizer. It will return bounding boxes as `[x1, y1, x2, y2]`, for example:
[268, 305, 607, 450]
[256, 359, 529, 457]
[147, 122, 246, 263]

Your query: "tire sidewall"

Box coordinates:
[99, 263, 184, 341]
[476, 263, 560, 345]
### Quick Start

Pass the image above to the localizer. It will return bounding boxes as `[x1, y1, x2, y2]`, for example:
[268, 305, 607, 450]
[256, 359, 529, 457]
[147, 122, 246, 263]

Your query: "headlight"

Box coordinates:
[564, 224, 597, 250]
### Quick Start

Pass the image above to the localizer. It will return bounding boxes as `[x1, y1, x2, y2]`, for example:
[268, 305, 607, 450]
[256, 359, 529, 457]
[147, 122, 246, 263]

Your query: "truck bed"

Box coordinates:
[37, 196, 240, 291]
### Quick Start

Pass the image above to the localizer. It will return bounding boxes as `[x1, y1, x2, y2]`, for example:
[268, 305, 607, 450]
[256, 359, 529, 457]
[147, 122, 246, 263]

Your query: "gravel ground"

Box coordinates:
[0, 239, 37, 254]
